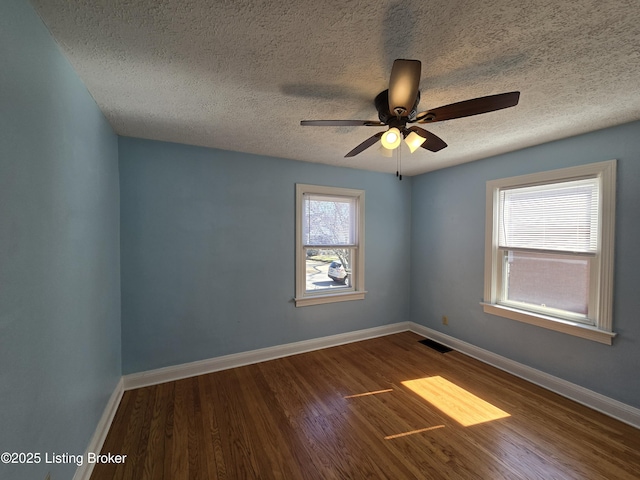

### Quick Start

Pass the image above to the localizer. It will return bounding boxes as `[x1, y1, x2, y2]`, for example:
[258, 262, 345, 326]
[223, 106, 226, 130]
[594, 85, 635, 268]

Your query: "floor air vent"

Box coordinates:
[419, 338, 453, 353]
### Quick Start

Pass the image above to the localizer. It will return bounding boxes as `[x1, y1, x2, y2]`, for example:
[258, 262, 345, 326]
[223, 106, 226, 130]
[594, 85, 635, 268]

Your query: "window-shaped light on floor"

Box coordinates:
[402, 376, 510, 426]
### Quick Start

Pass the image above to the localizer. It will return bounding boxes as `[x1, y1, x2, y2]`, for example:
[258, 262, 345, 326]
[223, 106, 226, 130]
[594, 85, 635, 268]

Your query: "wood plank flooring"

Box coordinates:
[91, 332, 640, 479]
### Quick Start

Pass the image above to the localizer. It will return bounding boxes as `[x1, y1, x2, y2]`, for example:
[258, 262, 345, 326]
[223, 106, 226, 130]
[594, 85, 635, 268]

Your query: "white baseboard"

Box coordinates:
[123, 322, 411, 391]
[73, 377, 125, 480]
[76, 320, 638, 476]
[407, 322, 640, 430]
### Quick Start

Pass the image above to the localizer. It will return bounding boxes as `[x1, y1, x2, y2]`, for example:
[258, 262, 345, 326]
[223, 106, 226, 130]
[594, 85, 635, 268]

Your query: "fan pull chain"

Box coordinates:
[396, 146, 402, 180]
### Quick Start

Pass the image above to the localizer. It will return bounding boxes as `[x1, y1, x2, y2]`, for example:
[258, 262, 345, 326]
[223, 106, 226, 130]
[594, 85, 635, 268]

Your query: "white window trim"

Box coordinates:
[482, 160, 617, 344]
[295, 184, 366, 307]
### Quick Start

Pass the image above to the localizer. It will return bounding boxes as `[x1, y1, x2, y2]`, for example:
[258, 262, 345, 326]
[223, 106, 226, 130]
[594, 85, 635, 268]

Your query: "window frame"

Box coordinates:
[482, 160, 617, 344]
[295, 184, 366, 307]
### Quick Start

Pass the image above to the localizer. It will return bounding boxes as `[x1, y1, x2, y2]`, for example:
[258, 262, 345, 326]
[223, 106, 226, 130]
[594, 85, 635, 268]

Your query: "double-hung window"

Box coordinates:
[483, 160, 616, 344]
[295, 184, 366, 307]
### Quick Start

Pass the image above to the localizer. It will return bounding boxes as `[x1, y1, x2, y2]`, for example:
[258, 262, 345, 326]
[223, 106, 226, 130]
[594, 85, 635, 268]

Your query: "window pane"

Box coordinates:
[503, 250, 590, 316]
[305, 248, 352, 292]
[303, 195, 355, 246]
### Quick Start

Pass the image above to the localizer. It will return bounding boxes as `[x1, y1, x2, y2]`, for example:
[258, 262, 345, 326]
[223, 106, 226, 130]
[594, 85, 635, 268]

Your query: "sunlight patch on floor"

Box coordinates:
[402, 376, 510, 426]
[384, 425, 445, 440]
[344, 389, 394, 399]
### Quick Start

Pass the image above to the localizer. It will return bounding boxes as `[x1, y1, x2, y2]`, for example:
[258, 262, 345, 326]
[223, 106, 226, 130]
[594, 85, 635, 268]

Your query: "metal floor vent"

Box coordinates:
[419, 338, 453, 353]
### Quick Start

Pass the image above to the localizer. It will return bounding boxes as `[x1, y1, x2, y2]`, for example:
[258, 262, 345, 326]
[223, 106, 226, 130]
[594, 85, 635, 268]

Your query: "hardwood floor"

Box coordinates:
[91, 332, 640, 479]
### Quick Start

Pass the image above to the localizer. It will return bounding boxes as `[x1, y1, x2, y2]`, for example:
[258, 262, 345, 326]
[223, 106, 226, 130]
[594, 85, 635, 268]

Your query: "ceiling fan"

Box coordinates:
[301, 59, 520, 158]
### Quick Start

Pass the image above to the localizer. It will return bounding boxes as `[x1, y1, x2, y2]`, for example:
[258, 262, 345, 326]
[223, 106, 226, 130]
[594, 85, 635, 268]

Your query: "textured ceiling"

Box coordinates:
[30, 0, 640, 175]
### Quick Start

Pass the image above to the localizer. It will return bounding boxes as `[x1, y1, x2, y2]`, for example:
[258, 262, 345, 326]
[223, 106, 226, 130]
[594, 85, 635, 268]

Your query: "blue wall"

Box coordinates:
[410, 121, 640, 409]
[119, 138, 412, 374]
[0, 1, 121, 479]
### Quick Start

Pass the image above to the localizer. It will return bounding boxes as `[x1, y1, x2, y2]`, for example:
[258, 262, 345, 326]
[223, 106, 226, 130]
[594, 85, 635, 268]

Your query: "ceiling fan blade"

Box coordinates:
[301, 120, 385, 127]
[416, 91, 520, 123]
[345, 132, 384, 157]
[388, 59, 421, 117]
[407, 126, 448, 152]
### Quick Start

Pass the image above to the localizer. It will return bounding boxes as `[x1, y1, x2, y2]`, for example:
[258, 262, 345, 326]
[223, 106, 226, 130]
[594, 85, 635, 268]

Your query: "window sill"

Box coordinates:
[481, 302, 616, 345]
[295, 291, 367, 307]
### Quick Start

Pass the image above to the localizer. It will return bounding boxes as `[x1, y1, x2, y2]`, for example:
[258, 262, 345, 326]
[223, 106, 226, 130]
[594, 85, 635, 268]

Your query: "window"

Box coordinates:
[295, 184, 366, 307]
[483, 160, 616, 344]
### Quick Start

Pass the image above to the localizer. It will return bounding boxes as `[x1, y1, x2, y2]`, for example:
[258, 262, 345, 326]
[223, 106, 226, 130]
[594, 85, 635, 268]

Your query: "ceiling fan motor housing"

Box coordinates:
[375, 90, 420, 124]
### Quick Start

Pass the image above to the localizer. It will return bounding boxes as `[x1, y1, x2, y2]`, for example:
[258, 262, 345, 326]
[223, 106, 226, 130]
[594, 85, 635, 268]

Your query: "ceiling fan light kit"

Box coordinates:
[381, 127, 402, 149]
[301, 58, 520, 175]
[379, 144, 394, 158]
[405, 130, 427, 153]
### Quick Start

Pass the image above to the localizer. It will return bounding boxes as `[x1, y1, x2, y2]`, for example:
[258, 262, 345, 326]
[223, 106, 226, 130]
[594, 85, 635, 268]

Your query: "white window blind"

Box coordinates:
[498, 178, 599, 253]
[303, 194, 356, 246]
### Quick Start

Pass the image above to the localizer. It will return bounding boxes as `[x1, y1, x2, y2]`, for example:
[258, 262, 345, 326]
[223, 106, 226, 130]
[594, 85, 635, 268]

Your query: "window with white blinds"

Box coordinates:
[295, 184, 366, 307]
[483, 160, 617, 345]
[498, 178, 599, 254]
